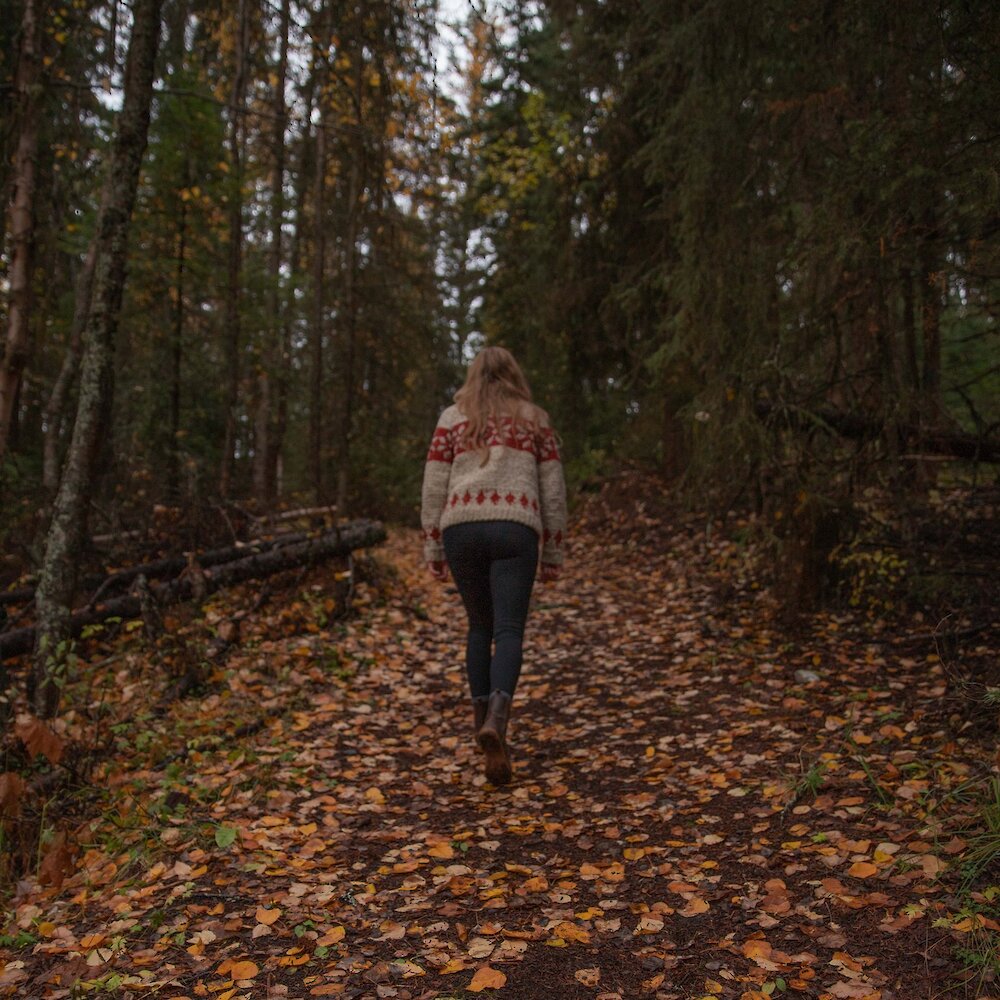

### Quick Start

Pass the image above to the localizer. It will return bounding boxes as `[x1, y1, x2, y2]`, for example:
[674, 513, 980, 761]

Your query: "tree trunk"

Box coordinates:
[0, 0, 43, 460]
[901, 265, 918, 420]
[309, 43, 329, 502]
[253, 0, 290, 507]
[168, 174, 187, 499]
[31, 0, 163, 717]
[337, 149, 362, 513]
[42, 229, 101, 494]
[219, 0, 250, 499]
[920, 244, 943, 422]
[268, 75, 315, 502]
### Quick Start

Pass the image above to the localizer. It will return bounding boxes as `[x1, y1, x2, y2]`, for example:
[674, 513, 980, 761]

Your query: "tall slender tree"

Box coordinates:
[32, 0, 164, 715]
[0, 0, 43, 460]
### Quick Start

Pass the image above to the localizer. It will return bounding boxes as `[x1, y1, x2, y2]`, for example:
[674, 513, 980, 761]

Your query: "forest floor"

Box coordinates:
[1, 476, 999, 1000]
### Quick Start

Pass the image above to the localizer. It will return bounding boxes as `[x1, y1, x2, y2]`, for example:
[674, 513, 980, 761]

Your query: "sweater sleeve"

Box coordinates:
[536, 421, 567, 566]
[420, 414, 454, 562]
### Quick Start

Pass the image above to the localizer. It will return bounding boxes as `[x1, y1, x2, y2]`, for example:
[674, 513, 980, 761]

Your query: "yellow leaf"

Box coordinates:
[468, 965, 507, 991]
[549, 920, 590, 943]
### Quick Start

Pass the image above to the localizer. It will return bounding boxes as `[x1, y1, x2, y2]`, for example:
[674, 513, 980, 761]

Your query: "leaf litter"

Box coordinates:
[0, 476, 997, 999]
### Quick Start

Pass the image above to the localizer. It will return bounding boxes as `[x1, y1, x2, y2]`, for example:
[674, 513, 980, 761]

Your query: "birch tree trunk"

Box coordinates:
[42, 233, 99, 494]
[0, 0, 43, 460]
[31, 0, 164, 717]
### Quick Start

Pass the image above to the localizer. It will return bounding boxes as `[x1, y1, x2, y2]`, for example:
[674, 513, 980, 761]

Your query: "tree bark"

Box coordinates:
[309, 31, 329, 502]
[901, 265, 918, 420]
[31, 0, 164, 717]
[0, 0, 43, 460]
[252, 0, 290, 507]
[42, 229, 101, 494]
[920, 244, 943, 421]
[168, 177, 187, 499]
[272, 78, 317, 499]
[219, 0, 250, 499]
[337, 154, 362, 513]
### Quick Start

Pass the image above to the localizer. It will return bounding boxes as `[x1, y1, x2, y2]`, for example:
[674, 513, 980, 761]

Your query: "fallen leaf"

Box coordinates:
[256, 906, 281, 925]
[847, 861, 877, 879]
[468, 965, 507, 991]
[15, 715, 64, 765]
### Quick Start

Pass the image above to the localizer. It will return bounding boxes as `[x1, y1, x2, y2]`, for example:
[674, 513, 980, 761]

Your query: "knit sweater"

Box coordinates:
[421, 404, 567, 566]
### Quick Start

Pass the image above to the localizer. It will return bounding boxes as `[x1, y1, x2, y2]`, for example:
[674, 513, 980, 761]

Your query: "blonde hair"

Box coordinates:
[454, 346, 545, 463]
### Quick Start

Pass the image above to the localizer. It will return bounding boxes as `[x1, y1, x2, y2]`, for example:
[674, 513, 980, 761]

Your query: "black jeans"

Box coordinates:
[442, 520, 538, 698]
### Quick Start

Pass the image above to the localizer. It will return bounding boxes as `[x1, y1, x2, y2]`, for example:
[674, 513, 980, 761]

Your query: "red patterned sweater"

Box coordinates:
[420, 404, 567, 566]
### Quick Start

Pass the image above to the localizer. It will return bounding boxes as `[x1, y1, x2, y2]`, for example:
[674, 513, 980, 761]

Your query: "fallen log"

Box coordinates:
[0, 530, 318, 610]
[0, 585, 35, 607]
[0, 520, 386, 660]
[248, 504, 339, 535]
[81, 529, 317, 608]
[755, 402, 1000, 462]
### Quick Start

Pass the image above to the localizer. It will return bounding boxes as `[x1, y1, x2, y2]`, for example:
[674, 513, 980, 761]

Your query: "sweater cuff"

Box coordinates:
[541, 547, 564, 567]
[423, 538, 445, 563]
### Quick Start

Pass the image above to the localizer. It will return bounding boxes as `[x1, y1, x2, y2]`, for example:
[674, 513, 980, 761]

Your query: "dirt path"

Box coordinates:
[1, 493, 990, 999]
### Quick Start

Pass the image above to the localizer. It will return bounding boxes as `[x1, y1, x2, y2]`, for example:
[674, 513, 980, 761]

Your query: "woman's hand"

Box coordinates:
[428, 560, 449, 580]
[540, 563, 561, 583]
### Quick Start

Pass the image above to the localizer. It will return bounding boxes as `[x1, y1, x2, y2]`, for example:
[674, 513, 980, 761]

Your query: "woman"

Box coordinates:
[421, 346, 567, 786]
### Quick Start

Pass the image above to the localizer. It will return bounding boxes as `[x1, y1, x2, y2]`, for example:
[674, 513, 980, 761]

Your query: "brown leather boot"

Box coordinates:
[477, 690, 513, 785]
[472, 696, 489, 750]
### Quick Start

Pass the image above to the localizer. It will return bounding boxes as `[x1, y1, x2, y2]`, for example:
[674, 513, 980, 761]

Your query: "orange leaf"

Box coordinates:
[15, 715, 64, 765]
[678, 897, 709, 917]
[468, 965, 507, 992]
[316, 926, 345, 946]
[80, 932, 106, 950]
[575, 967, 601, 986]
[847, 861, 877, 879]
[0, 772, 26, 818]
[522, 876, 549, 893]
[256, 906, 281, 925]
[225, 960, 259, 980]
[38, 831, 74, 888]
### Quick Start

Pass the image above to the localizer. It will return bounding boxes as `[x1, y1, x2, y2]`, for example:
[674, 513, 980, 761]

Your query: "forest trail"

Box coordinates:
[1, 486, 989, 999]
